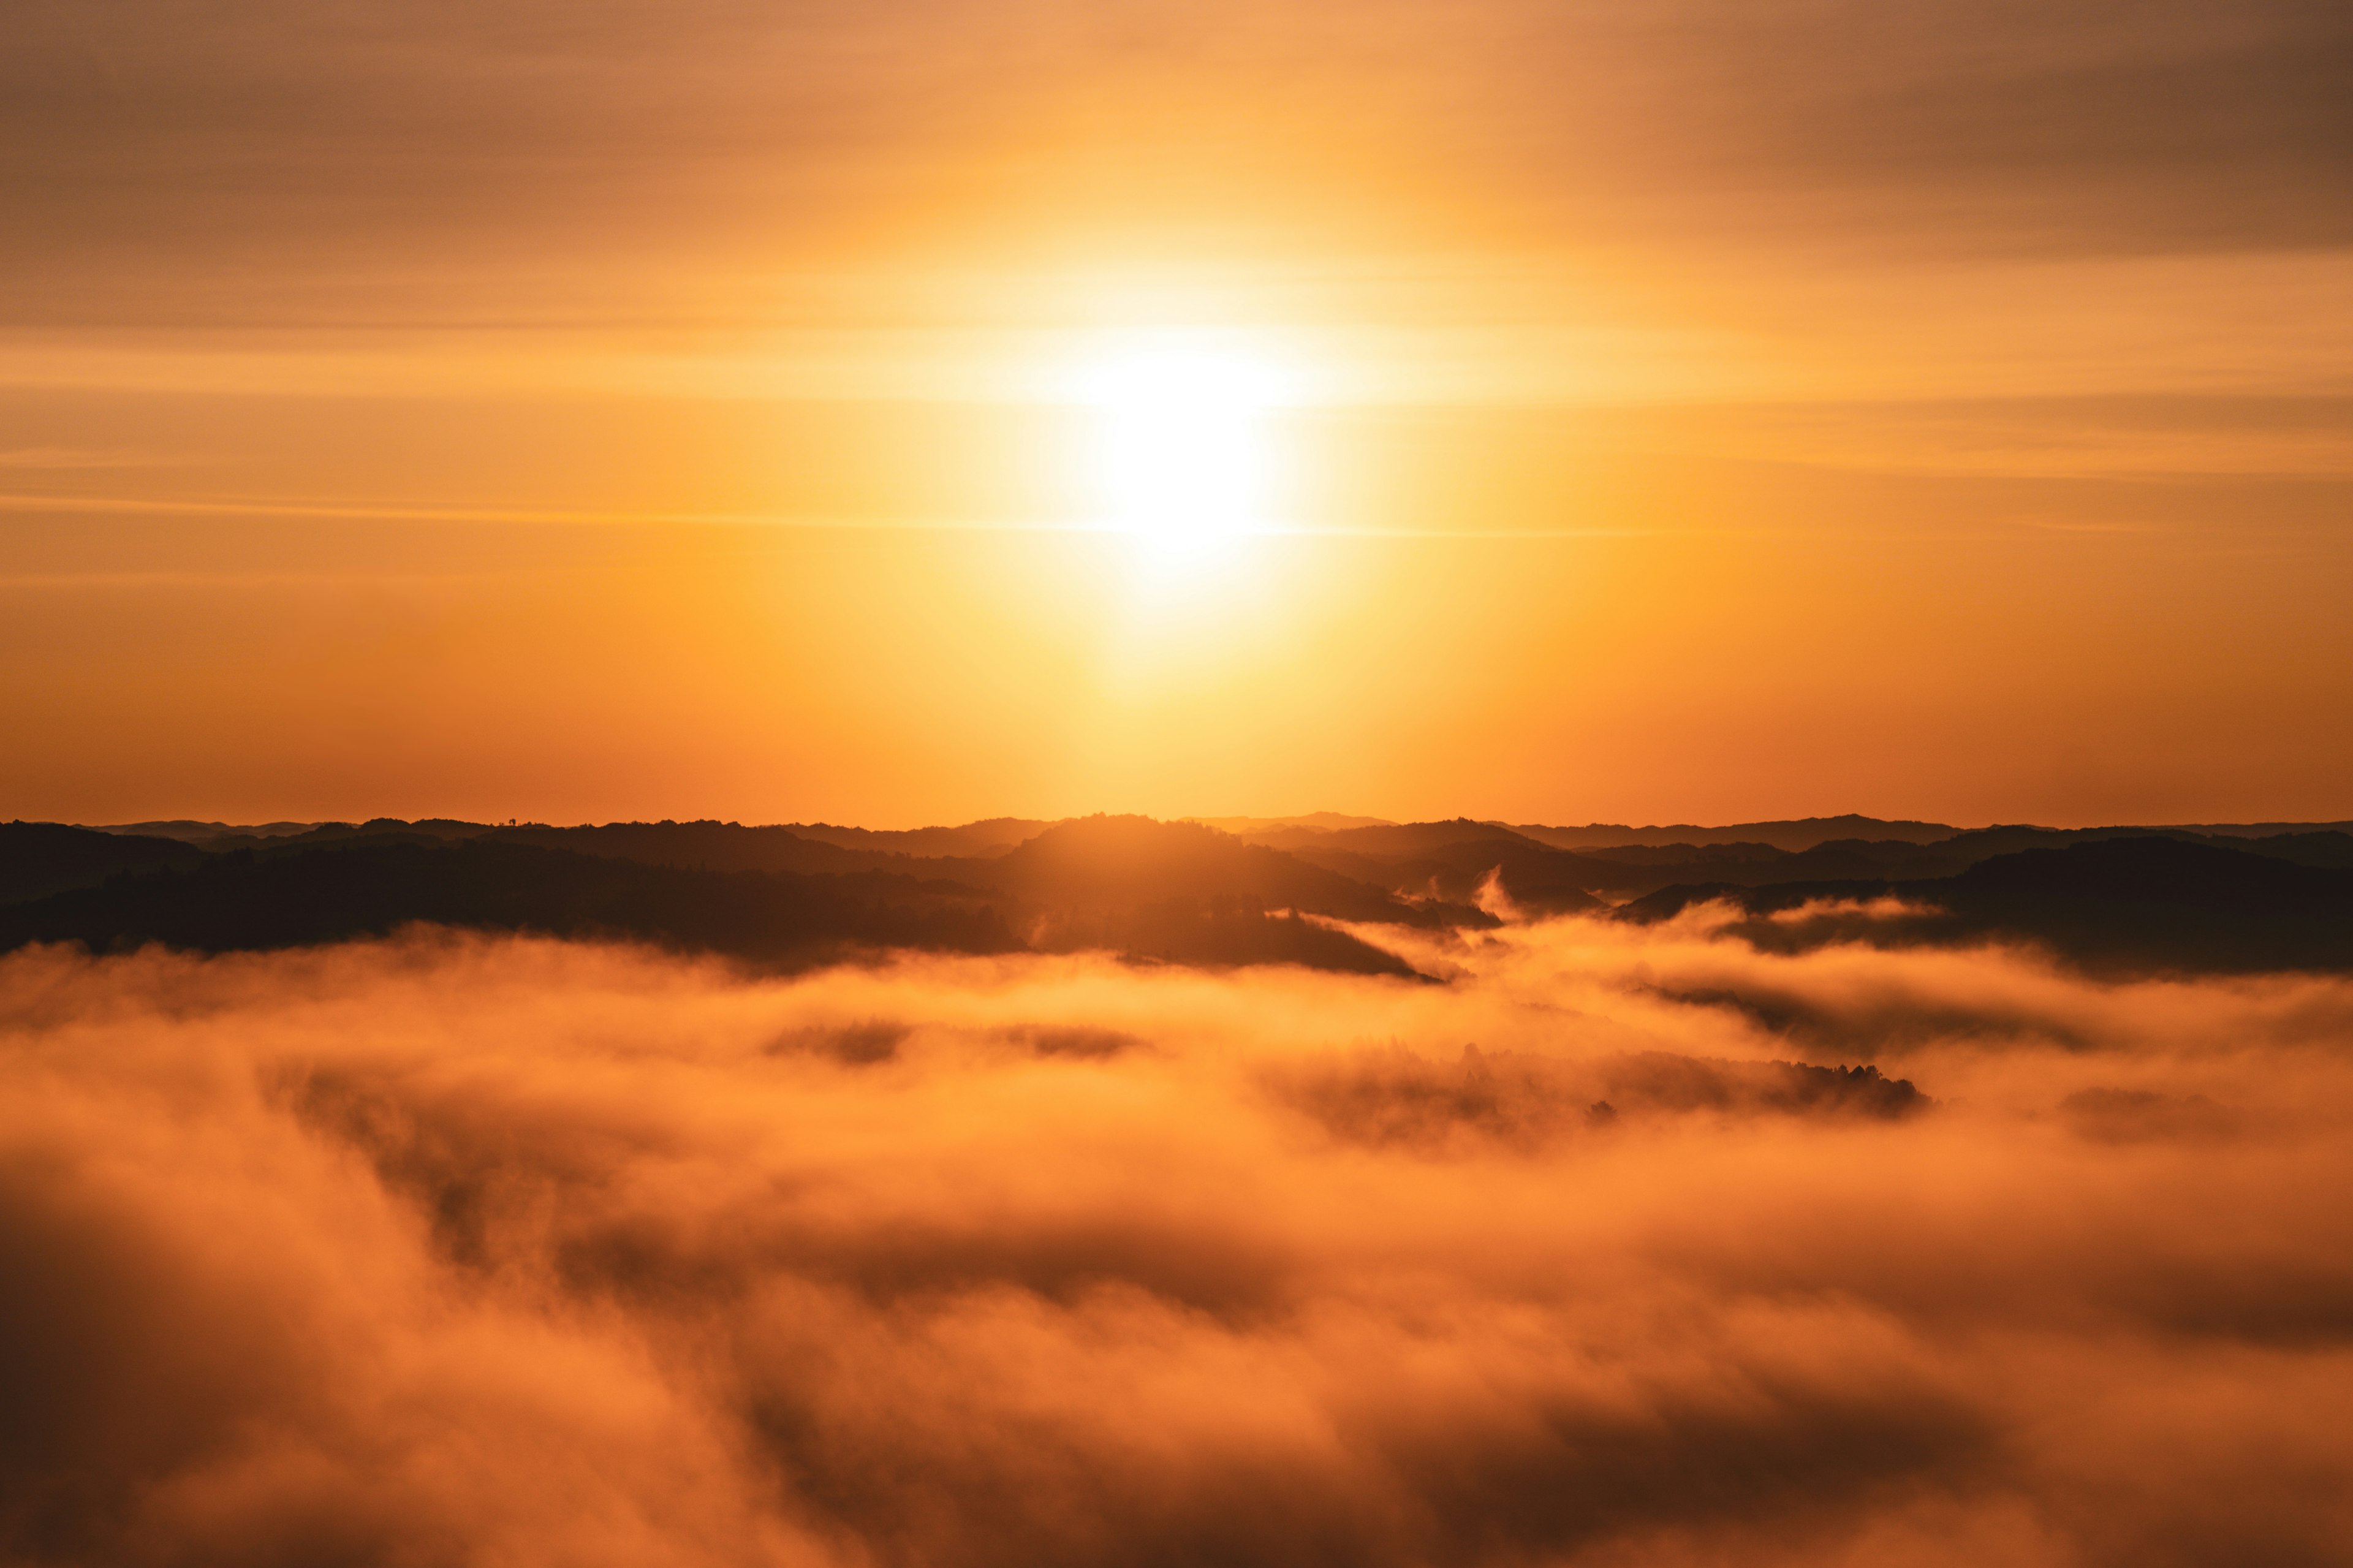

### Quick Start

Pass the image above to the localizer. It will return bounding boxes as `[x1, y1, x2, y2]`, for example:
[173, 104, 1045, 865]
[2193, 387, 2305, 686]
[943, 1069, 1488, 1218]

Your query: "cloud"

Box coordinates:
[1, 921, 2350, 1565]
[7, 0, 2346, 336]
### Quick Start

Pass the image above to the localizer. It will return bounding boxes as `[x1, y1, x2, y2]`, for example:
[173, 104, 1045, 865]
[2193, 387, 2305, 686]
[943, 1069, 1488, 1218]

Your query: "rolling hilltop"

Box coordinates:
[6, 810, 2351, 978]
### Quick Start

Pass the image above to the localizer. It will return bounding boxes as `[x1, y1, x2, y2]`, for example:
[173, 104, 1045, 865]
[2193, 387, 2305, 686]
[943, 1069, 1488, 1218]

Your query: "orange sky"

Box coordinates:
[4, 0, 2350, 827]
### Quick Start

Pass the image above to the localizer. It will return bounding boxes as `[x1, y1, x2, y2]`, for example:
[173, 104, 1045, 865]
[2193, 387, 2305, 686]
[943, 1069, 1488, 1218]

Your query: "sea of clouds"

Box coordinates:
[3, 912, 2351, 1567]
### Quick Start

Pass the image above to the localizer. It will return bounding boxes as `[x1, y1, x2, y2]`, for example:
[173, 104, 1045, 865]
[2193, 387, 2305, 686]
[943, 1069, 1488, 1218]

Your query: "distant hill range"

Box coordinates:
[1614, 835, 2353, 976]
[3, 816, 1487, 979]
[6, 809, 2349, 977]
[1214, 811, 2353, 856]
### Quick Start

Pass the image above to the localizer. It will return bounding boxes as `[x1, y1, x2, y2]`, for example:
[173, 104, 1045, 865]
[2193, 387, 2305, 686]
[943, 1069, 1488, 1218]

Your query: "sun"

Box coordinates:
[1074, 334, 1292, 542]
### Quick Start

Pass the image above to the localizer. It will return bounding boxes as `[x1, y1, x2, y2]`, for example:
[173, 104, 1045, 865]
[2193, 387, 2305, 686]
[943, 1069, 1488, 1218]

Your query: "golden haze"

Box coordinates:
[6, 922, 2351, 1565]
[4, 0, 2351, 823]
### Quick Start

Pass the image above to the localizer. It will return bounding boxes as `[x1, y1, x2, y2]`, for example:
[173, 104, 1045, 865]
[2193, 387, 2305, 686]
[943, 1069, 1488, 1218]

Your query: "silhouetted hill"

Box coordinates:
[1511, 816, 1961, 853]
[1571, 841, 1792, 866]
[453, 814, 1486, 933]
[199, 818, 497, 853]
[959, 816, 1491, 929]
[1466, 828, 2353, 902]
[1927, 824, 2353, 868]
[1235, 818, 1521, 852]
[1039, 902, 1422, 979]
[1208, 819, 1600, 915]
[169, 817, 921, 876]
[0, 833, 1431, 978]
[1304, 819, 1551, 857]
[2164, 820, 2353, 839]
[780, 819, 1051, 857]
[1191, 812, 1395, 838]
[89, 819, 317, 844]
[1249, 818, 1976, 906]
[485, 820, 905, 875]
[2245, 831, 2353, 869]
[1616, 836, 2353, 975]
[1558, 839, 1972, 895]
[1283, 833, 1613, 916]
[0, 841, 1018, 966]
[1, 821, 203, 904]
[28, 814, 2351, 978]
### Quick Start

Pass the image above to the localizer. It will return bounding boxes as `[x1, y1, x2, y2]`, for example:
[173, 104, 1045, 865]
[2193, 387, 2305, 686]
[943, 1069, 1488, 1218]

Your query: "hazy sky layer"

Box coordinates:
[5, 0, 2350, 824]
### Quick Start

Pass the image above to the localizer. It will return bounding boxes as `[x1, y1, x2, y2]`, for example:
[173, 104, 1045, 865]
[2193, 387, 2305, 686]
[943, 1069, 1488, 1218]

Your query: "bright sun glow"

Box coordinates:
[1074, 335, 1293, 544]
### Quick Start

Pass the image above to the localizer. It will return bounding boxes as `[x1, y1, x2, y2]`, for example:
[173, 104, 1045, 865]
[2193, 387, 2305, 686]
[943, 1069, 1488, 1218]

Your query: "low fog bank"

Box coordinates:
[3, 918, 2352, 1567]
